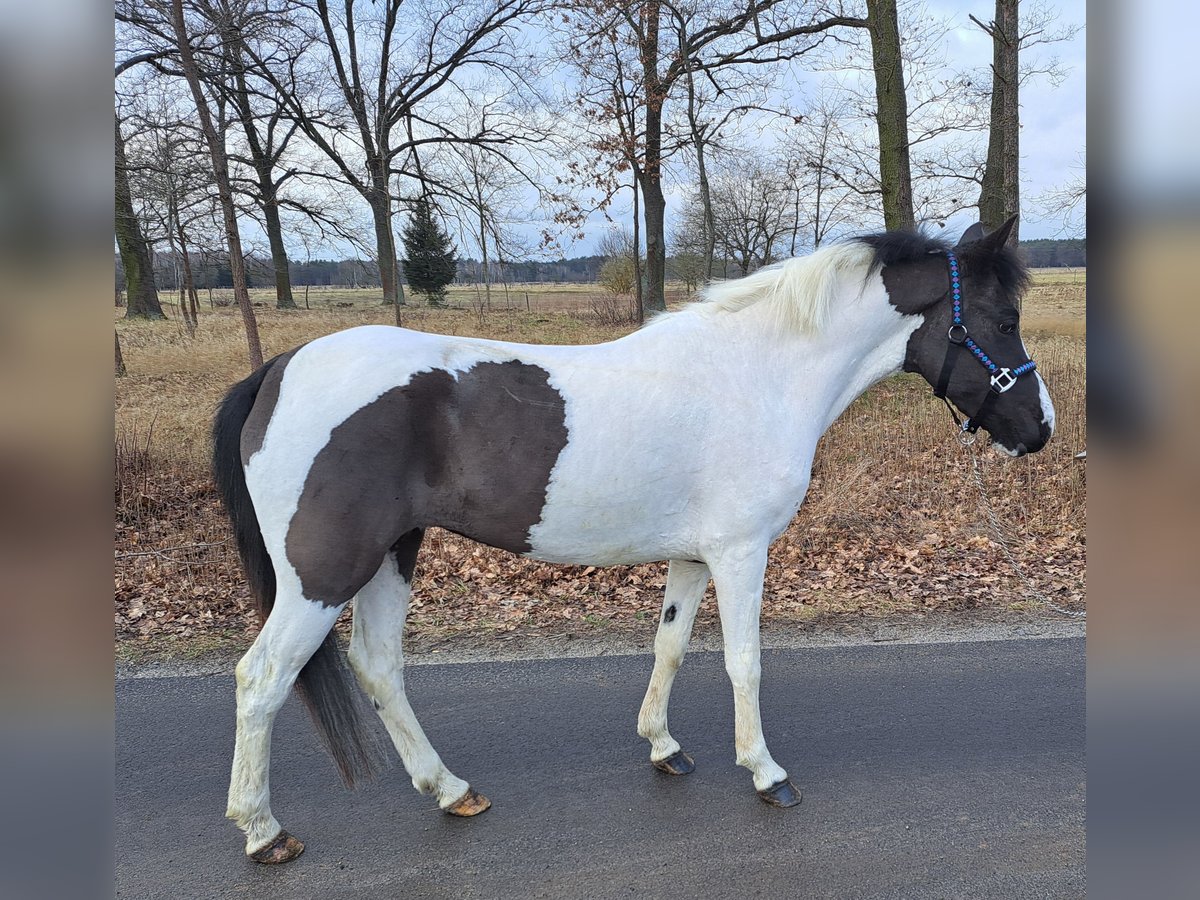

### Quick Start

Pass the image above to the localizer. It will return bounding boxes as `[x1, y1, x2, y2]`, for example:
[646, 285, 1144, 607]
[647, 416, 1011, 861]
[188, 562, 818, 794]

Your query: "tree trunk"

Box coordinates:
[866, 0, 915, 231]
[641, 177, 668, 315]
[471, 165, 492, 311]
[370, 185, 404, 308]
[227, 33, 297, 311]
[176, 222, 200, 332]
[115, 115, 165, 320]
[978, 0, 1020, 245]
[165, 218, 195, 335]
[115, 330, 127, 377]
[169, 0, 263, 370]
[261, 171, 297, 308]
[683, 62, 716, 282]
[631, 175, 643, 323]
[638, 1, 668, 316]
[478, 210, 491, 311]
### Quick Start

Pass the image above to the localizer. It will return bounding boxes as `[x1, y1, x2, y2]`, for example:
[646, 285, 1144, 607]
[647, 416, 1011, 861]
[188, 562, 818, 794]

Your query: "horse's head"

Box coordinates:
[866, 218, 1055, 456]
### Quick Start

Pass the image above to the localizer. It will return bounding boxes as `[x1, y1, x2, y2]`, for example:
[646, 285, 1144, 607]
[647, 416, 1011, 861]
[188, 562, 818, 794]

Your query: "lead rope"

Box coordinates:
[957, 434, 1086, 620]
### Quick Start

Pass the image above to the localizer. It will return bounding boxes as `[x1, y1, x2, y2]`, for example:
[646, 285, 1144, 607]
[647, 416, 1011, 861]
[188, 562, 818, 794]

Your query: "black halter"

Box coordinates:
[934, 250, 1038, 435]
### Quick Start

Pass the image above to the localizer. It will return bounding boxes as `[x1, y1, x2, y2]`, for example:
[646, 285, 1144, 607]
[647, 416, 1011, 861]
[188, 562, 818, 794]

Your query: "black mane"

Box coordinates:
[851, 227, 1031, 304]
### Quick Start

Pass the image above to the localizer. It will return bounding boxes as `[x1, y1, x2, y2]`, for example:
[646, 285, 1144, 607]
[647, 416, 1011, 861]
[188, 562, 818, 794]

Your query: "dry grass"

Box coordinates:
[1024, 269, 1086, 338]
[115, 275, 1085, 650]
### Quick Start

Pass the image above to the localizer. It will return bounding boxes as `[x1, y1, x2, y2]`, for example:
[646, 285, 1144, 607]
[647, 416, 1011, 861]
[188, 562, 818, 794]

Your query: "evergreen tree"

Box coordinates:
[401, 199, 457, 306]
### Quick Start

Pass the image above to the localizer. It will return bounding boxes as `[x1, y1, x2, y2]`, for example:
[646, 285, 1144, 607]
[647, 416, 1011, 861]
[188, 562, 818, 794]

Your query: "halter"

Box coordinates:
[934, 250, 1037, 436]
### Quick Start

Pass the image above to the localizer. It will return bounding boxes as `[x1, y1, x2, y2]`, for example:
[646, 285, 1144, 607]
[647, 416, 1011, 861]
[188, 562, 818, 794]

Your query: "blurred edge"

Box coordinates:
[1089, 1, 1200, 898]
[0, 0, 1197, 896]
[0, 1, 115, 898]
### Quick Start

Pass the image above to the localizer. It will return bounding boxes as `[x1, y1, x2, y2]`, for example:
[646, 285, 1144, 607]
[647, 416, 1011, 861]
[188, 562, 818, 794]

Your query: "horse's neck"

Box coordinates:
[717, 284, 917, 436]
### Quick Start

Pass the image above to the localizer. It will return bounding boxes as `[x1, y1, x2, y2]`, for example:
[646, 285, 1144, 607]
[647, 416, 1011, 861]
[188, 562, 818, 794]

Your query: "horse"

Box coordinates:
[212, 217, 1054, 862]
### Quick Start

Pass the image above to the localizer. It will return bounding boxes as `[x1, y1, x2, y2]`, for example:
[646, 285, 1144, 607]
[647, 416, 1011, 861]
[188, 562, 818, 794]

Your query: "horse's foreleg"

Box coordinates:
[637, 560, 710, 774]
[710, 549, 801, 807]
[347, 533, 488, 816]
[226, 591, 343, 860]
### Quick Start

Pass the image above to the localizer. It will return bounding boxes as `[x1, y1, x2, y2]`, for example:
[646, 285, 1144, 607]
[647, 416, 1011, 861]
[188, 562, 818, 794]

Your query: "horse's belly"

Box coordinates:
[523, 479, 700, 565]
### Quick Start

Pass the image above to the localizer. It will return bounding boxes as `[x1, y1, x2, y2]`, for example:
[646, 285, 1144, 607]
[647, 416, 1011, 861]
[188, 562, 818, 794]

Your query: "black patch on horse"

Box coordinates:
[663, 604, 677, 623]
[286, 361, 568, 605]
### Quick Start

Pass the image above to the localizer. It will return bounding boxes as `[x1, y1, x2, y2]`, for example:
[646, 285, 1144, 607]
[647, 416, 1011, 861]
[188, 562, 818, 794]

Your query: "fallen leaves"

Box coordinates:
[114, 439, 1086, 648]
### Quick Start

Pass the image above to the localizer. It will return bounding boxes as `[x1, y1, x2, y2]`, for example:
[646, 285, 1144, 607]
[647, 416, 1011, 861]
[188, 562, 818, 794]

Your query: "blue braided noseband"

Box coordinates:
[937, 250, 1037, 433]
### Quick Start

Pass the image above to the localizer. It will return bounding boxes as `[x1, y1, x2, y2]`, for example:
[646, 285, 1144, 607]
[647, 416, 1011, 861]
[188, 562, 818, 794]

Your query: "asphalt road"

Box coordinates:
[116, 638, 1084, 899]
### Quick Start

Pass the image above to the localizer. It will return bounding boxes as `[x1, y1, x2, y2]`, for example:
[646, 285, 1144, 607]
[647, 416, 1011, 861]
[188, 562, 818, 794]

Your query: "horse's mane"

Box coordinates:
[855, 228, 1031, 304]
[653, 228, 1029, 335]
[655, 241, 876, 335]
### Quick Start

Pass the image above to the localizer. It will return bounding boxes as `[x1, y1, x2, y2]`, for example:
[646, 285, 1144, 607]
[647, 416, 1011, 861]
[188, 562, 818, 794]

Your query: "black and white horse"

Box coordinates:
[213, 219, 1053, 862]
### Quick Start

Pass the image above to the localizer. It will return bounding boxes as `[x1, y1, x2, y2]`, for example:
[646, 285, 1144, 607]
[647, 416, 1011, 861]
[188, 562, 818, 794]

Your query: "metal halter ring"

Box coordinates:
[947, 323, 968, 344]
[989, 367, 1018, 394]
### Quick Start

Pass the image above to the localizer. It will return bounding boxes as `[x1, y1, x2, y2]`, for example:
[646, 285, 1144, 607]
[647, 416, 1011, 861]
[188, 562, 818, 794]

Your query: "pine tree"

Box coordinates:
[401, 199, 457, 306]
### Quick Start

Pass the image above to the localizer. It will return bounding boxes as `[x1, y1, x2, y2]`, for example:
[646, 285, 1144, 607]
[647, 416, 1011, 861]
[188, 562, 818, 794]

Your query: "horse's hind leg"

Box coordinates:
[226, 591, 343, 861]
[637, 560, 710, 774]
[347, 529, 489, 816]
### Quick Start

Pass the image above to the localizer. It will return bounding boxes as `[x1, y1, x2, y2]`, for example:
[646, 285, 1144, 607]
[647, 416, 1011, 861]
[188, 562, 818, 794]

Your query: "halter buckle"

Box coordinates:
[990, 367, 1018, 393]
[947, 323, 968, 344]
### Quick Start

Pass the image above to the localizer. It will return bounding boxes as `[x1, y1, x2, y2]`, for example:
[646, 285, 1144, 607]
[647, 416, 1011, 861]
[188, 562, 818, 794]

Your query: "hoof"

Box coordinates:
[249, 830, 305, 864]
[652, 750, 695, 776]
[757, 779, 803, 808]
[445, 787, 492, 817]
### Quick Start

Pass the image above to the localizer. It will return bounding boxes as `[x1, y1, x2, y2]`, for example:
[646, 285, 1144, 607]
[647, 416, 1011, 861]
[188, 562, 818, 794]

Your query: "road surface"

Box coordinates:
[116, 637, 1084, 898]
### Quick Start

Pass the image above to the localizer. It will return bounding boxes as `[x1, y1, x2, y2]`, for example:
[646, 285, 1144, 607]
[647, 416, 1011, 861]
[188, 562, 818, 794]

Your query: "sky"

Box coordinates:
[576, 0, 1087, 255]
[228, 0, 1087, 261]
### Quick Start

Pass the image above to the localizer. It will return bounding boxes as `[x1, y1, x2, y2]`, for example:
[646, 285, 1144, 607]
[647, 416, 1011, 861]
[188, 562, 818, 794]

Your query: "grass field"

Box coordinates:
[115, 273, 1085, 655]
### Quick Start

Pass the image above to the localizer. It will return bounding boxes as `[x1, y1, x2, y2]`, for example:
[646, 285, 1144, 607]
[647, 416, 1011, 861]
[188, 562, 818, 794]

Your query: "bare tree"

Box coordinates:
[972, 0, 1082, 243]
[115, 54, 168, 320]
[672, 46, 775, 283]
[806, 0, 989, 229]
[778, 95, 868, 251]
[568, 1, 865, 317]
[708, 158, 792, 275]
[124, 81, 222, 334]
[862, 0, 913, 230]
[567, 24, 650, 318]
[167, 0, 263, 368]
[1036, 152, 1085, 235]
[237, 0, 551, 312]
[436, 95, 549, 313]
[594, 227, 640, 323]
[212, 0, 301, 309]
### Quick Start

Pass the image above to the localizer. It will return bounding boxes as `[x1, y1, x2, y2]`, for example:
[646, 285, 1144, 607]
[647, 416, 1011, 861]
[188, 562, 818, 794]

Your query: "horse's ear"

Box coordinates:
[957, 223, 985, 246]
[981, 215, 1018, 249]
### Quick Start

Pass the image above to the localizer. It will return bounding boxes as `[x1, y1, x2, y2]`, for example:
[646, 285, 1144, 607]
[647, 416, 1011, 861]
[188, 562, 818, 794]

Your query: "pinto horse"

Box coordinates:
[213, 219, 1054, 862]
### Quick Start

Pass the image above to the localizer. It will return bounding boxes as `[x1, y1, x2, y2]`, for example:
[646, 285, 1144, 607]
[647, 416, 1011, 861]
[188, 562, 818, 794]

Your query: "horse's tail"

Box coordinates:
[212, 355, 379, 788]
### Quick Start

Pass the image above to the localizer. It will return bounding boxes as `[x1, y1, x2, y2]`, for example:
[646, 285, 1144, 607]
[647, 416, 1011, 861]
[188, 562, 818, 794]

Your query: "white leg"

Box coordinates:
[710, 549, 796, 800]
[347, 551, 481, 812]
[226, 591, 343, 857]
[637, 560, 709, 766]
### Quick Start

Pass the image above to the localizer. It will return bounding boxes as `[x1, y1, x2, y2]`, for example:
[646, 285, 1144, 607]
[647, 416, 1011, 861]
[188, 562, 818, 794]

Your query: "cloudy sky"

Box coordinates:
[580, 0, 1086, 254]
[239, 1, 1086, 260]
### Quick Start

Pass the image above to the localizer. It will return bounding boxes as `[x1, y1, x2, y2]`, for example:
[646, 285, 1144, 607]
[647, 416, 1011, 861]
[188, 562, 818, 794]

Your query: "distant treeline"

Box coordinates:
[1019, 239, 1085, 268]
[116, 239, 1084, 292]
[116, 251, 608, 291]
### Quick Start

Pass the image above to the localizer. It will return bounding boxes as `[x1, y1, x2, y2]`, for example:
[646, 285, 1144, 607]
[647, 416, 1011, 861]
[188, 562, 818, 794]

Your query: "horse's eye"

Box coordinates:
[999, 321, 1017, 335]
